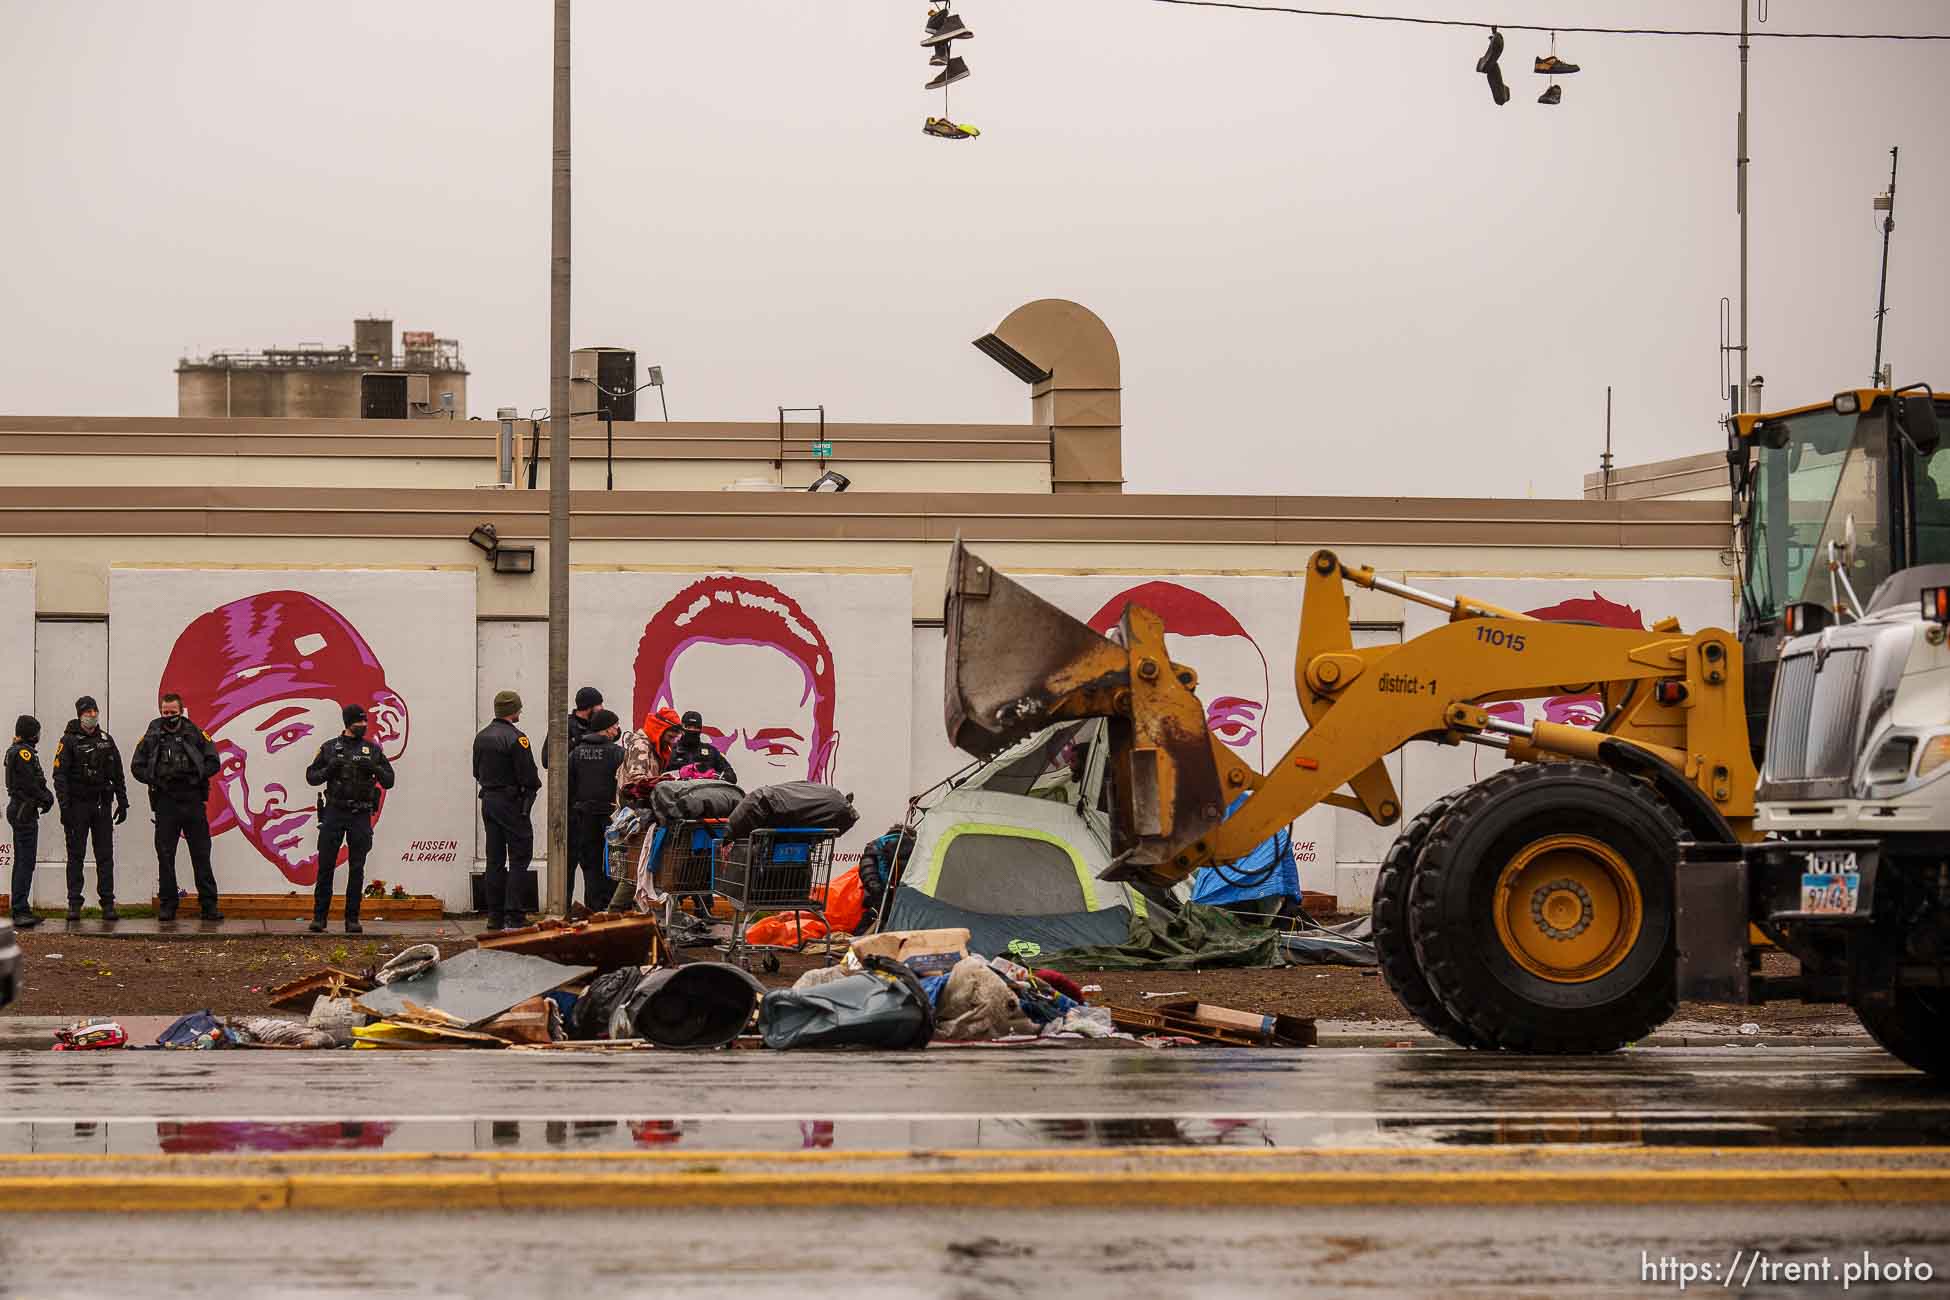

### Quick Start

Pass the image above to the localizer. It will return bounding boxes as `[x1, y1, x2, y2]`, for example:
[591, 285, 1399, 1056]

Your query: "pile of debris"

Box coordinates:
[44, 914, 1314, 1053]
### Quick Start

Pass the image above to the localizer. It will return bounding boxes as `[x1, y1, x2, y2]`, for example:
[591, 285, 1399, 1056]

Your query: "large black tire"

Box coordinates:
[1409, 762, 1681, 1054]
[1854, 987, 1950, 1082]
[1371, 793, 1484, 1047]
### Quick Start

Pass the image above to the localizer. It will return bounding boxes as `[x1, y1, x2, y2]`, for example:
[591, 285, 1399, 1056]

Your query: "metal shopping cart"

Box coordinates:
[714, 826, 838, 973]
[648, 818, 729, 932]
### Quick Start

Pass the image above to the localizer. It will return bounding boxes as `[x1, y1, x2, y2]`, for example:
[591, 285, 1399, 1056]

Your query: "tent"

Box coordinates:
[882, 720, 1155, 960]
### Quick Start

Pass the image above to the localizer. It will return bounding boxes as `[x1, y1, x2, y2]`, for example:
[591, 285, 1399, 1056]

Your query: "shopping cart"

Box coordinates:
[648, 818, 728, 931]
[714, 826, 838, 973]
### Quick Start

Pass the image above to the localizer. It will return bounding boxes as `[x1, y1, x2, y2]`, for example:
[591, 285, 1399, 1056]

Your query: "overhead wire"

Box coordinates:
[1137, 0, 1950, 40]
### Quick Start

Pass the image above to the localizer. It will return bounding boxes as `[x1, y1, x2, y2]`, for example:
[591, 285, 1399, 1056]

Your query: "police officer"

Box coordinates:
[129, 692, 223, 923]
[665, 711, 738, 784]
[52, 696, 128, 923]
[472, 690, 541, 931]
[543, 685, 604, 771]
[5, 716, 55, 929]
[567, 709, 624, 913]
[304, 704, 396, 935]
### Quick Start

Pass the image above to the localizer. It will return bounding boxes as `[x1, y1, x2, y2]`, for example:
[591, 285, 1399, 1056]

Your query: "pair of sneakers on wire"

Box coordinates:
[1478, 28, 1579, 106]
[1535, 41, 1579, 105]
[923, 4, 972, 89]
[924, 116, 980, 140]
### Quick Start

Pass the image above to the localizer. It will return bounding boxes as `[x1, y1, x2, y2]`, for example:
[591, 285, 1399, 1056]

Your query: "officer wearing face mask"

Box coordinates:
[304, 704, 396, 935]
[53, 696, 128, 923]
[130, 692, 223, 923]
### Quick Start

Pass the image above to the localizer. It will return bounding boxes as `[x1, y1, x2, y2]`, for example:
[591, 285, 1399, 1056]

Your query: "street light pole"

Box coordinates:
[1735, 0, 1750, 413]
[545, 0, 572, 918]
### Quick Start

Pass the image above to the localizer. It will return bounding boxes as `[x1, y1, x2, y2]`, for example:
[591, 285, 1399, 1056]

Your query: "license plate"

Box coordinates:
[1801, 850, 1861, 914]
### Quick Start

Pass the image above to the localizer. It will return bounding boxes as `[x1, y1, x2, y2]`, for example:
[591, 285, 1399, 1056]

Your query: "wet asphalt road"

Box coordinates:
[2, 1203, 1947, 1298]
[2, 1045, 1946, 1152]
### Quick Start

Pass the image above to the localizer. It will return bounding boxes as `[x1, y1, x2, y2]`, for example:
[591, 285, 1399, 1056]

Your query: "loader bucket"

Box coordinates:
[944, 539, 1128, 757]
[943, 540, 1228, 871]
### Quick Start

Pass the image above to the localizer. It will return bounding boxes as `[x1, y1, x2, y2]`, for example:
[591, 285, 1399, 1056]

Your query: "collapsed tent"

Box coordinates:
[883, 721, 1153, 960]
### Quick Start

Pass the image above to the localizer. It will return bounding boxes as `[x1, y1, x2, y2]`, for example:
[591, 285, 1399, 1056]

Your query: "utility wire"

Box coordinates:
[1139, 0, 1950, 40]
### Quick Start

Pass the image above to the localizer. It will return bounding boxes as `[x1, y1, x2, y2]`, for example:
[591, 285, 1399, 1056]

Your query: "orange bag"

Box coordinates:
[823, 867, 865, 935]
[744, 911, 829, 948]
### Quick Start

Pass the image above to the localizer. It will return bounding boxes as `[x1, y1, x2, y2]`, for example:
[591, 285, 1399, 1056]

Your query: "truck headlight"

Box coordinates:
[1920, 735, 1950, 778]
[1869, 736, 1918, 782]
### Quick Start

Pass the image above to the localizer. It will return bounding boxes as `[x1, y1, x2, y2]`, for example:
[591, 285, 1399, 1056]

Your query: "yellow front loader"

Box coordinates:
[944, 541, 1757, 1053]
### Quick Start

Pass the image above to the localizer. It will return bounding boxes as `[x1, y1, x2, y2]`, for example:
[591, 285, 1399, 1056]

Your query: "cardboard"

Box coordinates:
[847, 928, 971, 977]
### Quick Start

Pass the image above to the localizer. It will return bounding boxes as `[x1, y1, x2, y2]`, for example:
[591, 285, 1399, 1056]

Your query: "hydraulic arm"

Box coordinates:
[945, 541, 1755, 888]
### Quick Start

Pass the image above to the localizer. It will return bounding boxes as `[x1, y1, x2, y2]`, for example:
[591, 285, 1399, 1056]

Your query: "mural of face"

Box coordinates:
[1478, 593, 1644, 769]
[1088, 582, 1272, 770]
[633, 576, 839, 783]
[159, 591, 409, 886]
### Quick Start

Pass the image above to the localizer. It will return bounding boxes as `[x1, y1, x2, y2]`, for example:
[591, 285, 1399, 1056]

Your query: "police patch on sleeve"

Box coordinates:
[18, 749, 29, 761]
[518, 736, 531, 749]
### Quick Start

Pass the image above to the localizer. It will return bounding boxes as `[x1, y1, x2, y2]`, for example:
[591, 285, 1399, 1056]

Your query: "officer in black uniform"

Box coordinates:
[129, 692, 223, 923]
[664, 710, 738, 784]
[543, 685, 604, 771]
[5, 716, 55, 929]
[52, 696, 128, 923]
[567, 709, 624, 913]
[305, 703, 397, 935]
[472, 689, 542, 931]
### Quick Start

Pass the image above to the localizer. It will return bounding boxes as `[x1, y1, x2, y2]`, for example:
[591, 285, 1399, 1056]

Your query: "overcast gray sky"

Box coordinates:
[3, 1, 1946, 496]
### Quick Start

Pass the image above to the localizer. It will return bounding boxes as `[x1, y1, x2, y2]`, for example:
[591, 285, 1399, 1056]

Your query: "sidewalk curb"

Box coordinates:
[1, 1166, 1945, 1212]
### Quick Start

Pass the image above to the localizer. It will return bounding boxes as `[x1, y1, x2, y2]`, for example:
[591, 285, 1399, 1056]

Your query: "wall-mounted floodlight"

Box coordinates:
[808, 470, 851, 493]
[467, 521, 536, 574]
[468, 523, 500, 553]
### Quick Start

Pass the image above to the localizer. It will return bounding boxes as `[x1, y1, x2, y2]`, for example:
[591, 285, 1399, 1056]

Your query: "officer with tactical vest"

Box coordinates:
[5, 715, 55, 929]
[472, 690, 542, 931]
[130, 692, 223, 923]
[304, 703, 397, 934]
[52, 696, 128, 923]
[567, 708, 624, 913]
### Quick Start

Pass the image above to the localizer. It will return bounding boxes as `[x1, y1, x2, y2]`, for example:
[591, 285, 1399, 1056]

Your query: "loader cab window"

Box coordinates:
[1913, 442, 1950, 566]
[1744, 408, 1889, 628]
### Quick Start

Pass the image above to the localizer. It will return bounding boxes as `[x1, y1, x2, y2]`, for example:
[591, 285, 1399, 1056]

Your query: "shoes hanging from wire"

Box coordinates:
[1476, 26, 1510, 106]
[1535, 31, 1577, 105]
[921, 4, 979, 139]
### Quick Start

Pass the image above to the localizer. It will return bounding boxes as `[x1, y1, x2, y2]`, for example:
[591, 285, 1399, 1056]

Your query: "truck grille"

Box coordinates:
[1766, 648, 1866, 783]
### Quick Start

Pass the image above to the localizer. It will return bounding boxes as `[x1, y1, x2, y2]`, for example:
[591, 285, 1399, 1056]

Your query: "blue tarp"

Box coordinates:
[1189, 794, 1301, 906]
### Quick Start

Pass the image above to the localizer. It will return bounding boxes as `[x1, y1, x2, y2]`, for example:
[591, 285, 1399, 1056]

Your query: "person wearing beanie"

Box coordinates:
[53, 695, 129, 922]
[664, 710, 737, 785]
[129, 693, 223, 923]
[5, 716, 55, 928]
[566, 708, 624, 914]
[302, 703, 396, 934]
[471, 689, 541, 930]
[543, 685, 605, 772]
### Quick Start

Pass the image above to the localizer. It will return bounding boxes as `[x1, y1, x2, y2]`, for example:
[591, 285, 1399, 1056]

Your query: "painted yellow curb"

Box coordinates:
[0, 1176, 287, 1213]
[1, 1167, 1947, 1212]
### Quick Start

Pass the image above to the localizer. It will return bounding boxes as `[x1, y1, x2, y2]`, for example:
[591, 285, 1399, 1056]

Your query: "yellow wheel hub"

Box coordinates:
[1491, 834, 1643, 984]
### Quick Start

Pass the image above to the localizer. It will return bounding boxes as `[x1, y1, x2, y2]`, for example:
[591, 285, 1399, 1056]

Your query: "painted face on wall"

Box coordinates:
[160, 591, 409, 886]
[1478, 593, 1644, 767]
[1088, 582, 1272, 770]
[634, 577, 840, 784]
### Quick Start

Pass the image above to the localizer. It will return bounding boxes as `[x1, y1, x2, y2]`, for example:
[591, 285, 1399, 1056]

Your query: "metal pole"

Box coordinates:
[1602, 385, 1613, 500]
[1736, 0, 1750, 412]
[1873, 145, 1899, 386]
[544, 0, 572, 918]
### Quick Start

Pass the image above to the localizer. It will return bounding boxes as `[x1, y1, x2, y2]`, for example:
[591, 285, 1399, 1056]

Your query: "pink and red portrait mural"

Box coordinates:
[159, 591, 411, 886]
[631, 576, 841, 784]
[109, 568, 476, 903]
[1086, 581, 1273, 771]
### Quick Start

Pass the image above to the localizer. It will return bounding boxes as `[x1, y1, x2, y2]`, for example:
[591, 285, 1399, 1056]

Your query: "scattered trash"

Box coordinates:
[934, 955, 1032, 1041]
[1108, 999, 1315, 1048]
[1739, 1022, 1761, 1036]
[1039, 1005, 1116, 1038]
[476, 913, 664, 973]
[613, 963, 763, 1048]
[306, 995, 367, 1046]
[846, 927, 970, 978]
[480, 995, 564, 1045]
[52, 1019, 128, 1051]
[353, 1020, 507, 1050]
[354, 948, 593, 1028]
[372, 943, 440, 986]
[1139, 990, 1193, 1001]
[228, 1017, 338, 1049]
[157, 1011, 236, 1050]
[269, 966, 374, 1011]
[760, 955, 935, 1049]
[1079, 984, 1103, 995]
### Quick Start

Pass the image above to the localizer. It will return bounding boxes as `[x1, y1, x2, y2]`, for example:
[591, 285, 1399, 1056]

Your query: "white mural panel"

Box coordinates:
[0, 567, 33, 884]
[107, 568, 479, 905]
[571, 569, 913, 866]
[1013, 572, 1338, 893]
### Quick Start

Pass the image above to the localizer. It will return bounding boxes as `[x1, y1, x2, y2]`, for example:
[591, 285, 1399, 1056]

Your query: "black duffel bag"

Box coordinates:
[726, 782, 858, 840]
[649, 778, 745, 827]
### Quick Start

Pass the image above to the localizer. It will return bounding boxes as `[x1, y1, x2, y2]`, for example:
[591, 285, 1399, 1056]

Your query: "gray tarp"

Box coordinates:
[882, 884, 1131, 962]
